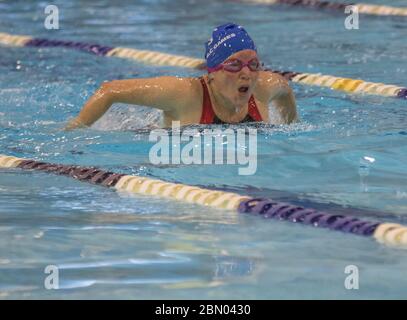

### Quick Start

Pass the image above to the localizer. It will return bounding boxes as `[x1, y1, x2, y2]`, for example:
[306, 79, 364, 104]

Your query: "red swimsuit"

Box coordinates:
[199, 77, 263, 124]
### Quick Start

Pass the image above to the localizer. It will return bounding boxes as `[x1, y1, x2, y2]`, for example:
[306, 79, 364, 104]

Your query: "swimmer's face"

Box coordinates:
[211, 49, 260, 105]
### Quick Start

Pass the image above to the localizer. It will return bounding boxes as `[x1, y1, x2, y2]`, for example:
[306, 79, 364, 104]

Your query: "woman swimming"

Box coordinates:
[65, 23, 298, 129]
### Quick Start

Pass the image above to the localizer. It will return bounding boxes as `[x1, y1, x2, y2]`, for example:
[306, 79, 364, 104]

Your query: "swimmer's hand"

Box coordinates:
[64, 118, 87, 131]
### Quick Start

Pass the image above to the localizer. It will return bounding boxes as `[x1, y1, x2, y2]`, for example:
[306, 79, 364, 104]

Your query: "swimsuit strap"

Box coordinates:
[247, 95, 263, 121]
[199, 77, 263, 124]
[199, 77, 215, 124]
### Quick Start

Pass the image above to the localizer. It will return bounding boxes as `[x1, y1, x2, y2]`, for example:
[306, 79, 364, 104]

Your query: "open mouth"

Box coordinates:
[238, 86, 249, 93]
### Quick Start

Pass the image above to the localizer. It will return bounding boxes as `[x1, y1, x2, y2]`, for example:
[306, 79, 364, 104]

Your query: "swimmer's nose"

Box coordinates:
[239, 67, 251, 79]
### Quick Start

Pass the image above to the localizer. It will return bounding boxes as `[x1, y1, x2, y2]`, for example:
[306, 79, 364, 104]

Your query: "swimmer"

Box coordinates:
[65, 23, 298, 129]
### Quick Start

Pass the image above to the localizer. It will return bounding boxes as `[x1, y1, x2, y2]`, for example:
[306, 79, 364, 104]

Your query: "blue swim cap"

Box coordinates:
[205, 23, 257, 69]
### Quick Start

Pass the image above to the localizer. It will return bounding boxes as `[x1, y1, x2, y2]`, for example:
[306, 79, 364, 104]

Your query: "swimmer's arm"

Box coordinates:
[65, 77, 191, 130]
[258, 72, 298, 124]
[272, 83, 298, 124]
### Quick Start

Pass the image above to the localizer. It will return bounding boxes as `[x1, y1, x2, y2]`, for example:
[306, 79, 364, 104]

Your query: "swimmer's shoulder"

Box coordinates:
[157, 76, 204, 118]
[173, 76, 205, 104]
[255, 71, 291, 102]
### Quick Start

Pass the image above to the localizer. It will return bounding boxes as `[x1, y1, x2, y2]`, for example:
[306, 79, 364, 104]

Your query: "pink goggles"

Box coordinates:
[207, 58, 262, 73]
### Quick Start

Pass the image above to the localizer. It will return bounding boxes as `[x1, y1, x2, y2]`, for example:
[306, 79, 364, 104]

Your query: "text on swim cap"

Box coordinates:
[206, 33, 236, 59]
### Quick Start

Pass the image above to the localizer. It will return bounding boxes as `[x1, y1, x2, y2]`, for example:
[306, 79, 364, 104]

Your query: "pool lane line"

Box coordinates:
[0, 32, 406, 99]
[1, 154, 407, 248]
[236, 0, 407, 17]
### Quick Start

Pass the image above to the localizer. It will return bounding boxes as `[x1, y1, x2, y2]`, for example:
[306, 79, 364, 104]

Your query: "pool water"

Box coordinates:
[1, 0, 407, 299]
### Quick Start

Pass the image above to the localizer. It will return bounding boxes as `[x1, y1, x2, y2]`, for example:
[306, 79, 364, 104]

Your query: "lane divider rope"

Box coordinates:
[238, 0, 407, 17]
[0, 32, 406, 99]
[1, 153, 406, 248]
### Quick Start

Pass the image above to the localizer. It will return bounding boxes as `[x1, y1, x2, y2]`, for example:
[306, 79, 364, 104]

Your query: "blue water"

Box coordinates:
[1, 0, 407, 299]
